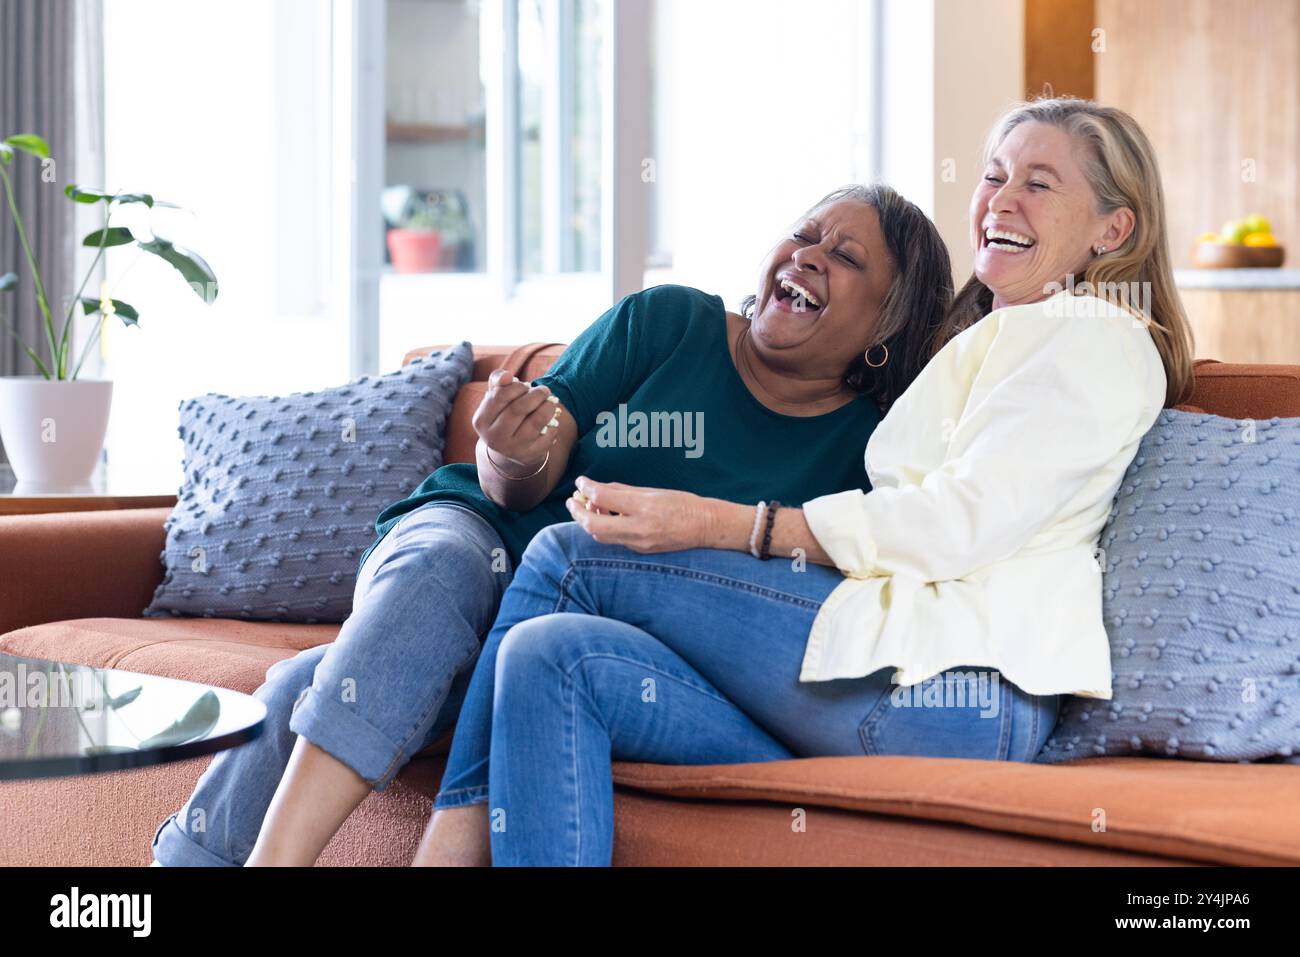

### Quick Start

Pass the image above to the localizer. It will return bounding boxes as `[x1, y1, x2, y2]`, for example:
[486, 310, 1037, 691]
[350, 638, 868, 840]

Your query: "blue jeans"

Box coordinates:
[435, 522, 1061, 866]
[151, 502, 512, 866]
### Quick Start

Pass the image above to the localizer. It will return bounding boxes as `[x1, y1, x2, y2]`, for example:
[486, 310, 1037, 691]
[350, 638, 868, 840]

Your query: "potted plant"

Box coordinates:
[0, 132, 218, 486]
[386, 202, 445, 274]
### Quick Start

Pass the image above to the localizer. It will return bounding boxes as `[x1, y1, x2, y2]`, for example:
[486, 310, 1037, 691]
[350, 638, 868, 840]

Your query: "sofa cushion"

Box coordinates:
[0, 617, 339, 693]
[1037, 409, 1300, 765]
[604, 786, 1180, 865]
[610, 754, 1300, 866]
[144, 344, 474, 624]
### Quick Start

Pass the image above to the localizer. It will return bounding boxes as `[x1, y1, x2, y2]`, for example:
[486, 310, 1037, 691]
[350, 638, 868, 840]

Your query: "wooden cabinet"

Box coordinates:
[1180, 285, 1300, 365]
[1095, 0, 1300, 269]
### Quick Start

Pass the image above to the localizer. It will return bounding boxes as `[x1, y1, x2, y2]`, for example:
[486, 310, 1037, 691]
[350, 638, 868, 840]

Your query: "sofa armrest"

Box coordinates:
[0, 507, 170, 636]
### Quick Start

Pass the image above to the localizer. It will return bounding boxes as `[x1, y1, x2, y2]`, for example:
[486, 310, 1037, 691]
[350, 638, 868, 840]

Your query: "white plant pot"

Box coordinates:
[0, 377, 113, 486]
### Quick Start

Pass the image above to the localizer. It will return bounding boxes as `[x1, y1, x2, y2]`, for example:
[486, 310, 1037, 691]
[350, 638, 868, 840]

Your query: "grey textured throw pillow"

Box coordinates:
[144, 342, 473, 623]
[1036, 409, 1300, 764]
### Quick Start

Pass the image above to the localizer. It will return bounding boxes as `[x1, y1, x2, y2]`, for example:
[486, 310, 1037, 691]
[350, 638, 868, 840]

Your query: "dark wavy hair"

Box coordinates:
[740, 183, 956, 411]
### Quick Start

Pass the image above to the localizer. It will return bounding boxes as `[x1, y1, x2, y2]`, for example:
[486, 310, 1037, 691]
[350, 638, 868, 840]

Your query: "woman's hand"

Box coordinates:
[565, 477, 721, 553]
[472, 369, 563, 474]
[566, 476, 839, 567]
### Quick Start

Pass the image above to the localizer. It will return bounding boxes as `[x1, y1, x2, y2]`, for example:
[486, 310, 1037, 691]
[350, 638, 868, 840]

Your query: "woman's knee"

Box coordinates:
[494, 613, 650, 687]
[519, 521, 591, 570]
[495, 614, 588, 683]
[258, 646, 325, 715]
[382, 515, 504, 593]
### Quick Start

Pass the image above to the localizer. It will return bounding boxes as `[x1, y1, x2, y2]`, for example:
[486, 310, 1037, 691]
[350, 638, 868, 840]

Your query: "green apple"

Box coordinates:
[1221, 219, 1251, 244]
[1242, 214, 1271, 235]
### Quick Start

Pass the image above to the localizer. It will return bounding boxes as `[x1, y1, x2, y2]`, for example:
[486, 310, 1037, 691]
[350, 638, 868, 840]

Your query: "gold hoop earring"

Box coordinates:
[865, 343, 889, 368]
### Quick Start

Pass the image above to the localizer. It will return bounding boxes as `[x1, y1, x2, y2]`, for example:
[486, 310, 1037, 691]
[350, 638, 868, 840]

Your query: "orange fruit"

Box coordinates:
[1243, 232, 1278, 247]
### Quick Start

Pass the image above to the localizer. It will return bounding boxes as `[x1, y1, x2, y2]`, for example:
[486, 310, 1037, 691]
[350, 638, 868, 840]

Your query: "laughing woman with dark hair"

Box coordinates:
[153, 182, 956, 866]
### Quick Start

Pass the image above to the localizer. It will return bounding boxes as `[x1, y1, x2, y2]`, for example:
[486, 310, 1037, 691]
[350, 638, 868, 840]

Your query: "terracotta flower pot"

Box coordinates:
[387, 229, 443, 274]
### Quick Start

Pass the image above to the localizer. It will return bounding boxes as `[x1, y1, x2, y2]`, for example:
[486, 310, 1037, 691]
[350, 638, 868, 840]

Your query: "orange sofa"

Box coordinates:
[2, 346, 1299, 867]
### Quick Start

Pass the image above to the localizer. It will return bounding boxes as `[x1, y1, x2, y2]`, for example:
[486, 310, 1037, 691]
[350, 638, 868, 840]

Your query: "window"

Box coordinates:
[517, 0, 606, 278]
[368, 0, 647, 367]
[384, 0, 487, 275]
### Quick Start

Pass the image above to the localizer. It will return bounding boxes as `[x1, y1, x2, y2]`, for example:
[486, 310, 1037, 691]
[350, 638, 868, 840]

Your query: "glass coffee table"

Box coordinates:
[0, 651, 265, 781]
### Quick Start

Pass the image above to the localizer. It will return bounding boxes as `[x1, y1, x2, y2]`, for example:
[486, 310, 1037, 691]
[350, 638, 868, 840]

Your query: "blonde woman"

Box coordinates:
[419, 98, 1196, 866]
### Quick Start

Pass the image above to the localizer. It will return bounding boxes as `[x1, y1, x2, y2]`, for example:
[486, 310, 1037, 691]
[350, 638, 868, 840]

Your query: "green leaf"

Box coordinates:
[139, 237, 218, 303]
[64, 186, 153, 207]
[138, 690, 220, 749]
[3, 134, 50, 159]
[0, 271, 16, 292]
[81, 226, 135, 248]
[106, 686, 142, 710]
[81, 296, 140, 326]
[0, 313, 52, 378]
[64, 184, 112, 204]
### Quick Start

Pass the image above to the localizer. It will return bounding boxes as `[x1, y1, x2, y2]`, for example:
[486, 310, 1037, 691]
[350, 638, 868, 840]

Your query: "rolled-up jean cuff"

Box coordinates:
[432, 785, 489, 811]
[151, 813, 238, 867]
[289, 684, 412, 793]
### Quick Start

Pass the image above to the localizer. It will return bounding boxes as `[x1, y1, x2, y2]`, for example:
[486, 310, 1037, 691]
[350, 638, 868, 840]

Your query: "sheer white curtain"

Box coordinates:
[100, 0, 342, 483]
[0, 0, 104, 464]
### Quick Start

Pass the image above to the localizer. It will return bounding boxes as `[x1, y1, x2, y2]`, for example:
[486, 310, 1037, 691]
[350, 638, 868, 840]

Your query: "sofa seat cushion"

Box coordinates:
[0, 618, 339, 694]
[611, 754, 1300, 866]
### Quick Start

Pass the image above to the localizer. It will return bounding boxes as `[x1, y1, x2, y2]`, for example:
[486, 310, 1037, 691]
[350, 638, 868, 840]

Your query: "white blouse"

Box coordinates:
[801, 292, 1167, 699]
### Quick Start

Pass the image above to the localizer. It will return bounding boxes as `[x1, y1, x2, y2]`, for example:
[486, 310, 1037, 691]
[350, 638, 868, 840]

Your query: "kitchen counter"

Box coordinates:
[1175, 268, 1300, 290]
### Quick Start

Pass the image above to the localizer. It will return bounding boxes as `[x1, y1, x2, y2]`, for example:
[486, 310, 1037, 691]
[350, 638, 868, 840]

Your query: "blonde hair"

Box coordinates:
[950, 97, 1195, 406]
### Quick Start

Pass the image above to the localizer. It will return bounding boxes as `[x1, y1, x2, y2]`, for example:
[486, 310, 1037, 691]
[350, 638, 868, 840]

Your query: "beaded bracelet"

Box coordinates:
[748, 501, 768, 559]
[759, 501, 781, 560]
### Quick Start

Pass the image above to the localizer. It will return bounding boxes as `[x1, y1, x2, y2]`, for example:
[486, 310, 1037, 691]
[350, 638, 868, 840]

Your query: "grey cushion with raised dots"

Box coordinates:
[143, 342, 473, 623]
[1036, 409, 1300, 764]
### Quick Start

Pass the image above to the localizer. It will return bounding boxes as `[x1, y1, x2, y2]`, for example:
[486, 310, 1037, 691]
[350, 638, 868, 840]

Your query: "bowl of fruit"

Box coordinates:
[1193, 215, 1285, 269]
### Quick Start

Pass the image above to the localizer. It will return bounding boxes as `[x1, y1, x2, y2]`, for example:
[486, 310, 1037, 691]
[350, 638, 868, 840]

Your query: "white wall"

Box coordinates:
[878, 0, 1026, 285]
[879, 0, 935, 216]
[647, 0, 876, 310]
[932, 0, 1024, 283]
